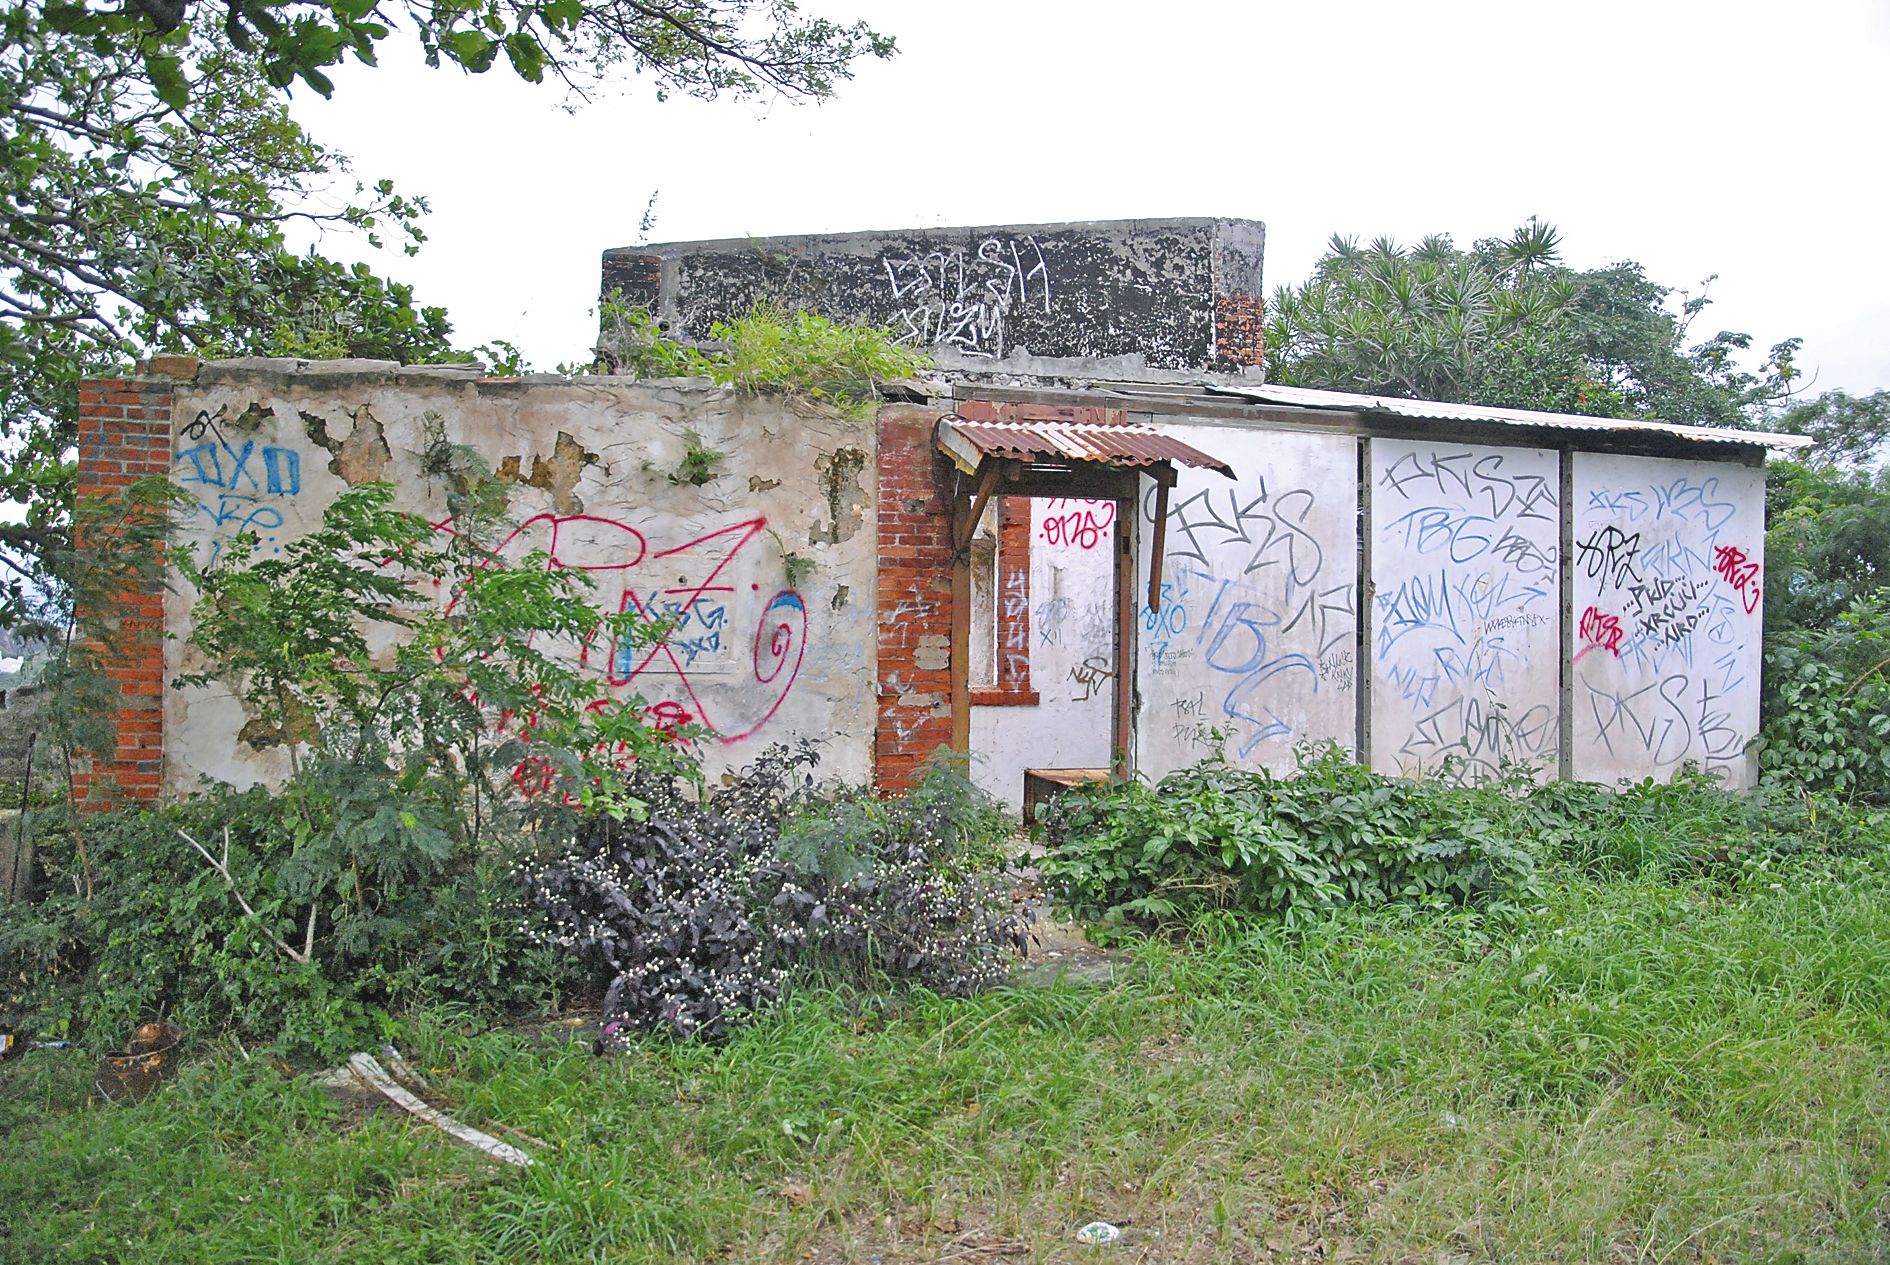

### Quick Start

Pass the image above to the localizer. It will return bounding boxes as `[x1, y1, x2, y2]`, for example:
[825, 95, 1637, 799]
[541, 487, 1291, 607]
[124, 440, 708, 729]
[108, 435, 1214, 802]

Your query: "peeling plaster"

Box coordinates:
[300, 404, 393, 484]
[497, 431, 598, 515]
[810, 447, 868, 546]
[166, 369, 879, 795]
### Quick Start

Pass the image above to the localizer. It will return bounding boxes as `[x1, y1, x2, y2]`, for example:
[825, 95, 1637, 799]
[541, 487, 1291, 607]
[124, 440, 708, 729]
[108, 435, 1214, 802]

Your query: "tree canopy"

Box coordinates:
[0, 0, 896, 629]
[61, 0, 895, 105]
[1265, 220, 1803, 428]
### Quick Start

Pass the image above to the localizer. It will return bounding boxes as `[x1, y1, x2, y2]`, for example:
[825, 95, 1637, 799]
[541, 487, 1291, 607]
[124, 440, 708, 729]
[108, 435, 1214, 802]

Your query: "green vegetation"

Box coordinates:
[2, 0, 894, 630]
[598, 297, 933, 420]
[1040, 749, 1881, 933]
[6, 779, 1890, 1261]
[1041, 744, 1542, 928]
[1266, 220, 1801, 426]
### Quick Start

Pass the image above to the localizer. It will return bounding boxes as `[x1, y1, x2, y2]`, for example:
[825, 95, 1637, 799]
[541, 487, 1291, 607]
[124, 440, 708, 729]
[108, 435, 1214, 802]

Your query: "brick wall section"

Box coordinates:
[1213, 292, 1266, 372]
[995, 496, 1035, 697]
[874, 406, 957, 793]
[599, 253, 663, 313]
[72, 375, 176, 807]
[955, 400, 1129, 427]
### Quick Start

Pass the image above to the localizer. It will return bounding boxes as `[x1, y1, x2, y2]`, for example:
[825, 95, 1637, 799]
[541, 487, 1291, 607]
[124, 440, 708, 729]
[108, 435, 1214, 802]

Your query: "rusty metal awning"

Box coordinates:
[935, 417, 1236, 480]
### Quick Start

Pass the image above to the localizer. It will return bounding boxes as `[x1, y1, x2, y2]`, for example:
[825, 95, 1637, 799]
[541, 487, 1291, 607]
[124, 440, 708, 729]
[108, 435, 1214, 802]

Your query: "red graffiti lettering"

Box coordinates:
[1039, 498, 1116, 550]
[1712, 544, 1762, 614]
[1577, 605, 1625, 659]
[432, 512, 807, 744]
[645, 699, 695, 740]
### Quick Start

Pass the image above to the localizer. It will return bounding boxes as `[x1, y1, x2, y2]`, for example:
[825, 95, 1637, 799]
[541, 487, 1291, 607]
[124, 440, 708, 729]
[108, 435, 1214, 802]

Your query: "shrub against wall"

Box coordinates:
[1039, 745, 1541, 929]
[524, 746, 1025, 1045]
[1040, 744, 1889, 934]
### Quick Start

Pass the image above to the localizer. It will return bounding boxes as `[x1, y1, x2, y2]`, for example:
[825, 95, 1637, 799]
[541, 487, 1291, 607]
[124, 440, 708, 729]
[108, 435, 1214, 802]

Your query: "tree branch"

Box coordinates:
[178, 826, 315, 964]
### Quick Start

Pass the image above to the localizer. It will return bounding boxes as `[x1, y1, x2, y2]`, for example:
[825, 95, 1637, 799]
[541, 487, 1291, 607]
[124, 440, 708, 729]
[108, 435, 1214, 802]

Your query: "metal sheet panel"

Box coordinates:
[1569, 453, 1765, 787]
[936, 418, 1236, 477]
[1134, 426, 1360, 777]
[1367, 439, 1562, 783]
[1205, 383, 1812, 453]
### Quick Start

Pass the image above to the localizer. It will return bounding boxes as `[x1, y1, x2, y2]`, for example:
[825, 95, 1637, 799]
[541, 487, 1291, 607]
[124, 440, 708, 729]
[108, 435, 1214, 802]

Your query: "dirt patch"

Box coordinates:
[1021, 917, 1125, 988]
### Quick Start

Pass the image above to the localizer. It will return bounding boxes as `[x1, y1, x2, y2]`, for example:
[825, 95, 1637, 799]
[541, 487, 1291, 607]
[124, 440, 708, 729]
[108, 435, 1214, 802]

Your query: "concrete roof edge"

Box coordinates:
[610, 216, 1267, 259]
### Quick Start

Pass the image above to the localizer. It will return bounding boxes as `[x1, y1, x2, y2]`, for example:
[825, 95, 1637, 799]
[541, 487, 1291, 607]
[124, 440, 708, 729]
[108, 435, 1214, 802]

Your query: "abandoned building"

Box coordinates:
[73, 218, 1808, 811]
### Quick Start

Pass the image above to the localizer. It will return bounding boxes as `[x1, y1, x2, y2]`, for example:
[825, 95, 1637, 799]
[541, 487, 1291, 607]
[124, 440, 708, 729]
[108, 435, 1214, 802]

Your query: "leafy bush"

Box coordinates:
[1039, 744, 1540, 929]
[522, 746, 1025, 1044]
[1041, 745, 1890, 935]
[1515, 770, 1880, 880]
[0, 793, 570, 1054]
[1, 469, 695, 1053]
[1757, 594, 1890, 802]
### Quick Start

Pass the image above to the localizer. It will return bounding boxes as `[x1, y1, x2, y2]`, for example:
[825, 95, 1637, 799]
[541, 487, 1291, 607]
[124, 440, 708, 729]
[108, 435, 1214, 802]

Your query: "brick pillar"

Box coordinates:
[71, 372, 179, 807]
[874, 406, 956, 794]
[599, 253, 663, 312]
[1213, 292, 1266, 372]
[993, 496, 1034, 698]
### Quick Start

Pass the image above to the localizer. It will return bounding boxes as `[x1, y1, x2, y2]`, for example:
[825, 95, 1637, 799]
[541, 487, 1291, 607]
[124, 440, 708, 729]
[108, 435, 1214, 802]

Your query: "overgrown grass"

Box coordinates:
[6, 846, 1890, 1263]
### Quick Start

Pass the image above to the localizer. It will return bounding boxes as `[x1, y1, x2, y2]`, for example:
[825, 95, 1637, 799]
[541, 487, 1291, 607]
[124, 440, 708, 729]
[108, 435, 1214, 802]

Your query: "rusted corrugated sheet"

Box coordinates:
[1201, 383, 1813, 451]
[936, 418, 1235, 478]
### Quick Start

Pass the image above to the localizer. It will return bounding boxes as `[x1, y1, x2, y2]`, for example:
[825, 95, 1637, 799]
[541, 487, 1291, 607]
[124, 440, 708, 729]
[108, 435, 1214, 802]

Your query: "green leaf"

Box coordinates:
[504, 32, 546, 81]
[445, 29, 498, 71]
[144, 51, 188, 110]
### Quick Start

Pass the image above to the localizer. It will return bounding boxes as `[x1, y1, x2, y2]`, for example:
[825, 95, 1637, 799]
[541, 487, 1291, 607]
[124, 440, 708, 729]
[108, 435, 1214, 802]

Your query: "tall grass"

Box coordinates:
[6, 839, 1890, 1262]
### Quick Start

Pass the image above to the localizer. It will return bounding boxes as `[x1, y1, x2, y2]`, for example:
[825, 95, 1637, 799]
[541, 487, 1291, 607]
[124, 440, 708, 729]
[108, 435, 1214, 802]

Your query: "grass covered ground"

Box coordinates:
[6, 852, 1890, 1264]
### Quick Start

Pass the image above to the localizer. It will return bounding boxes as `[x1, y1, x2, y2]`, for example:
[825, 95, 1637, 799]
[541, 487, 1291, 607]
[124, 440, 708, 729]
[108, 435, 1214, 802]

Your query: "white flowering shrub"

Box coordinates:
[521, 745, 1027, 1044]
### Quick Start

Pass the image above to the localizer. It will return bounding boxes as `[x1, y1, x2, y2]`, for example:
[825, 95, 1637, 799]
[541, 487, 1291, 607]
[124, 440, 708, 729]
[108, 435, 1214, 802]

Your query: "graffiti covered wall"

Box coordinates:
[1570, 452, 1764, 787]
[603, 218, 1268, 374]
[969, 498, 1117, 807]
[1133, 426, 1360, 778]
[162, 363, 879, 794]
[1366, 439, 1562, 782]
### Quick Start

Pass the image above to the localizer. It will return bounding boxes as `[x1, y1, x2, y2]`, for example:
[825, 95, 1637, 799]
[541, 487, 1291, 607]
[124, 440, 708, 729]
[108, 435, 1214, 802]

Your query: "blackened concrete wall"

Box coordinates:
[602, 218, 1266, 375]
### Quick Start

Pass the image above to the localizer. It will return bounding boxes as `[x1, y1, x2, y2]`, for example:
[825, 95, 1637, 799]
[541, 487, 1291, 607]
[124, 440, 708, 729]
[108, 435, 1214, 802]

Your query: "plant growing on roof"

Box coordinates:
[594, 293, 931, 421]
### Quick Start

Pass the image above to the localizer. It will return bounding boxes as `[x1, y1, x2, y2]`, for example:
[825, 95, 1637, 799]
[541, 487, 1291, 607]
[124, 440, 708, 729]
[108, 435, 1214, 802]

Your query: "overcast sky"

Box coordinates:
[294, 0, 1890, 393]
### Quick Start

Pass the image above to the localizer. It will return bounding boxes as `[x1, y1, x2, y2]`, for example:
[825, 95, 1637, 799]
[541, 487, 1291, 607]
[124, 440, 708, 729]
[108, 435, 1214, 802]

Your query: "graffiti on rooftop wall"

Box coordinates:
[882, 236, 1050, 359]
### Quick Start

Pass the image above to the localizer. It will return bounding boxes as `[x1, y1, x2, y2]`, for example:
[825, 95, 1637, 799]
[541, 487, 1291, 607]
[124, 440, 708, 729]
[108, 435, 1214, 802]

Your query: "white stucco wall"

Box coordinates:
[1366, 438, 1562, 782]
[1569, 452, 1765, 787]
[968, 498, 1116, 808]
[1132, 425, 1361, 778]
[163, 363, 879, 795]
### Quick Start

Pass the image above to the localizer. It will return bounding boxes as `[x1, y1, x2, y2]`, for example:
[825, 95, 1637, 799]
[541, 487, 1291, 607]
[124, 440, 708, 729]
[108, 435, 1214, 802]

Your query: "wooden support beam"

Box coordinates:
[954, 460, 1003, 554]
[950, 546, 971, 754]
[1147, 478, 1170, 613]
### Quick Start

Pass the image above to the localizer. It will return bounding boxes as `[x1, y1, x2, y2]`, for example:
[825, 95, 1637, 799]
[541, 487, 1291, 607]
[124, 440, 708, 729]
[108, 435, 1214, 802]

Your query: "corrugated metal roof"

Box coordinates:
[1200, 383, 1813, 451]
[936, 417, 1236, 478]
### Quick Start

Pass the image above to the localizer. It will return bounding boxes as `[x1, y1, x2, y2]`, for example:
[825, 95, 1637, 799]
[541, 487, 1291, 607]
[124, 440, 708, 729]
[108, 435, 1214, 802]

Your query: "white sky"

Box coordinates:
[281, 0, 1889, 392]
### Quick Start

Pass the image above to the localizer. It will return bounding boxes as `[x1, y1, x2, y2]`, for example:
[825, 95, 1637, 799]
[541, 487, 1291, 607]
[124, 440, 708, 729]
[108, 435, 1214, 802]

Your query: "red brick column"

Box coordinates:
[988, 496, 1036, 702]
[71, 372, 178, 807]
[874, 406, 957, 793]
[1213, 293, 1266, 372]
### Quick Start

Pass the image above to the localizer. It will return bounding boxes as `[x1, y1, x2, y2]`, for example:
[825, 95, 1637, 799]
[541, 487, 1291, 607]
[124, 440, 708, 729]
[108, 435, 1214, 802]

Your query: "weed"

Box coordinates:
[7, 844, 1890, 1262]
